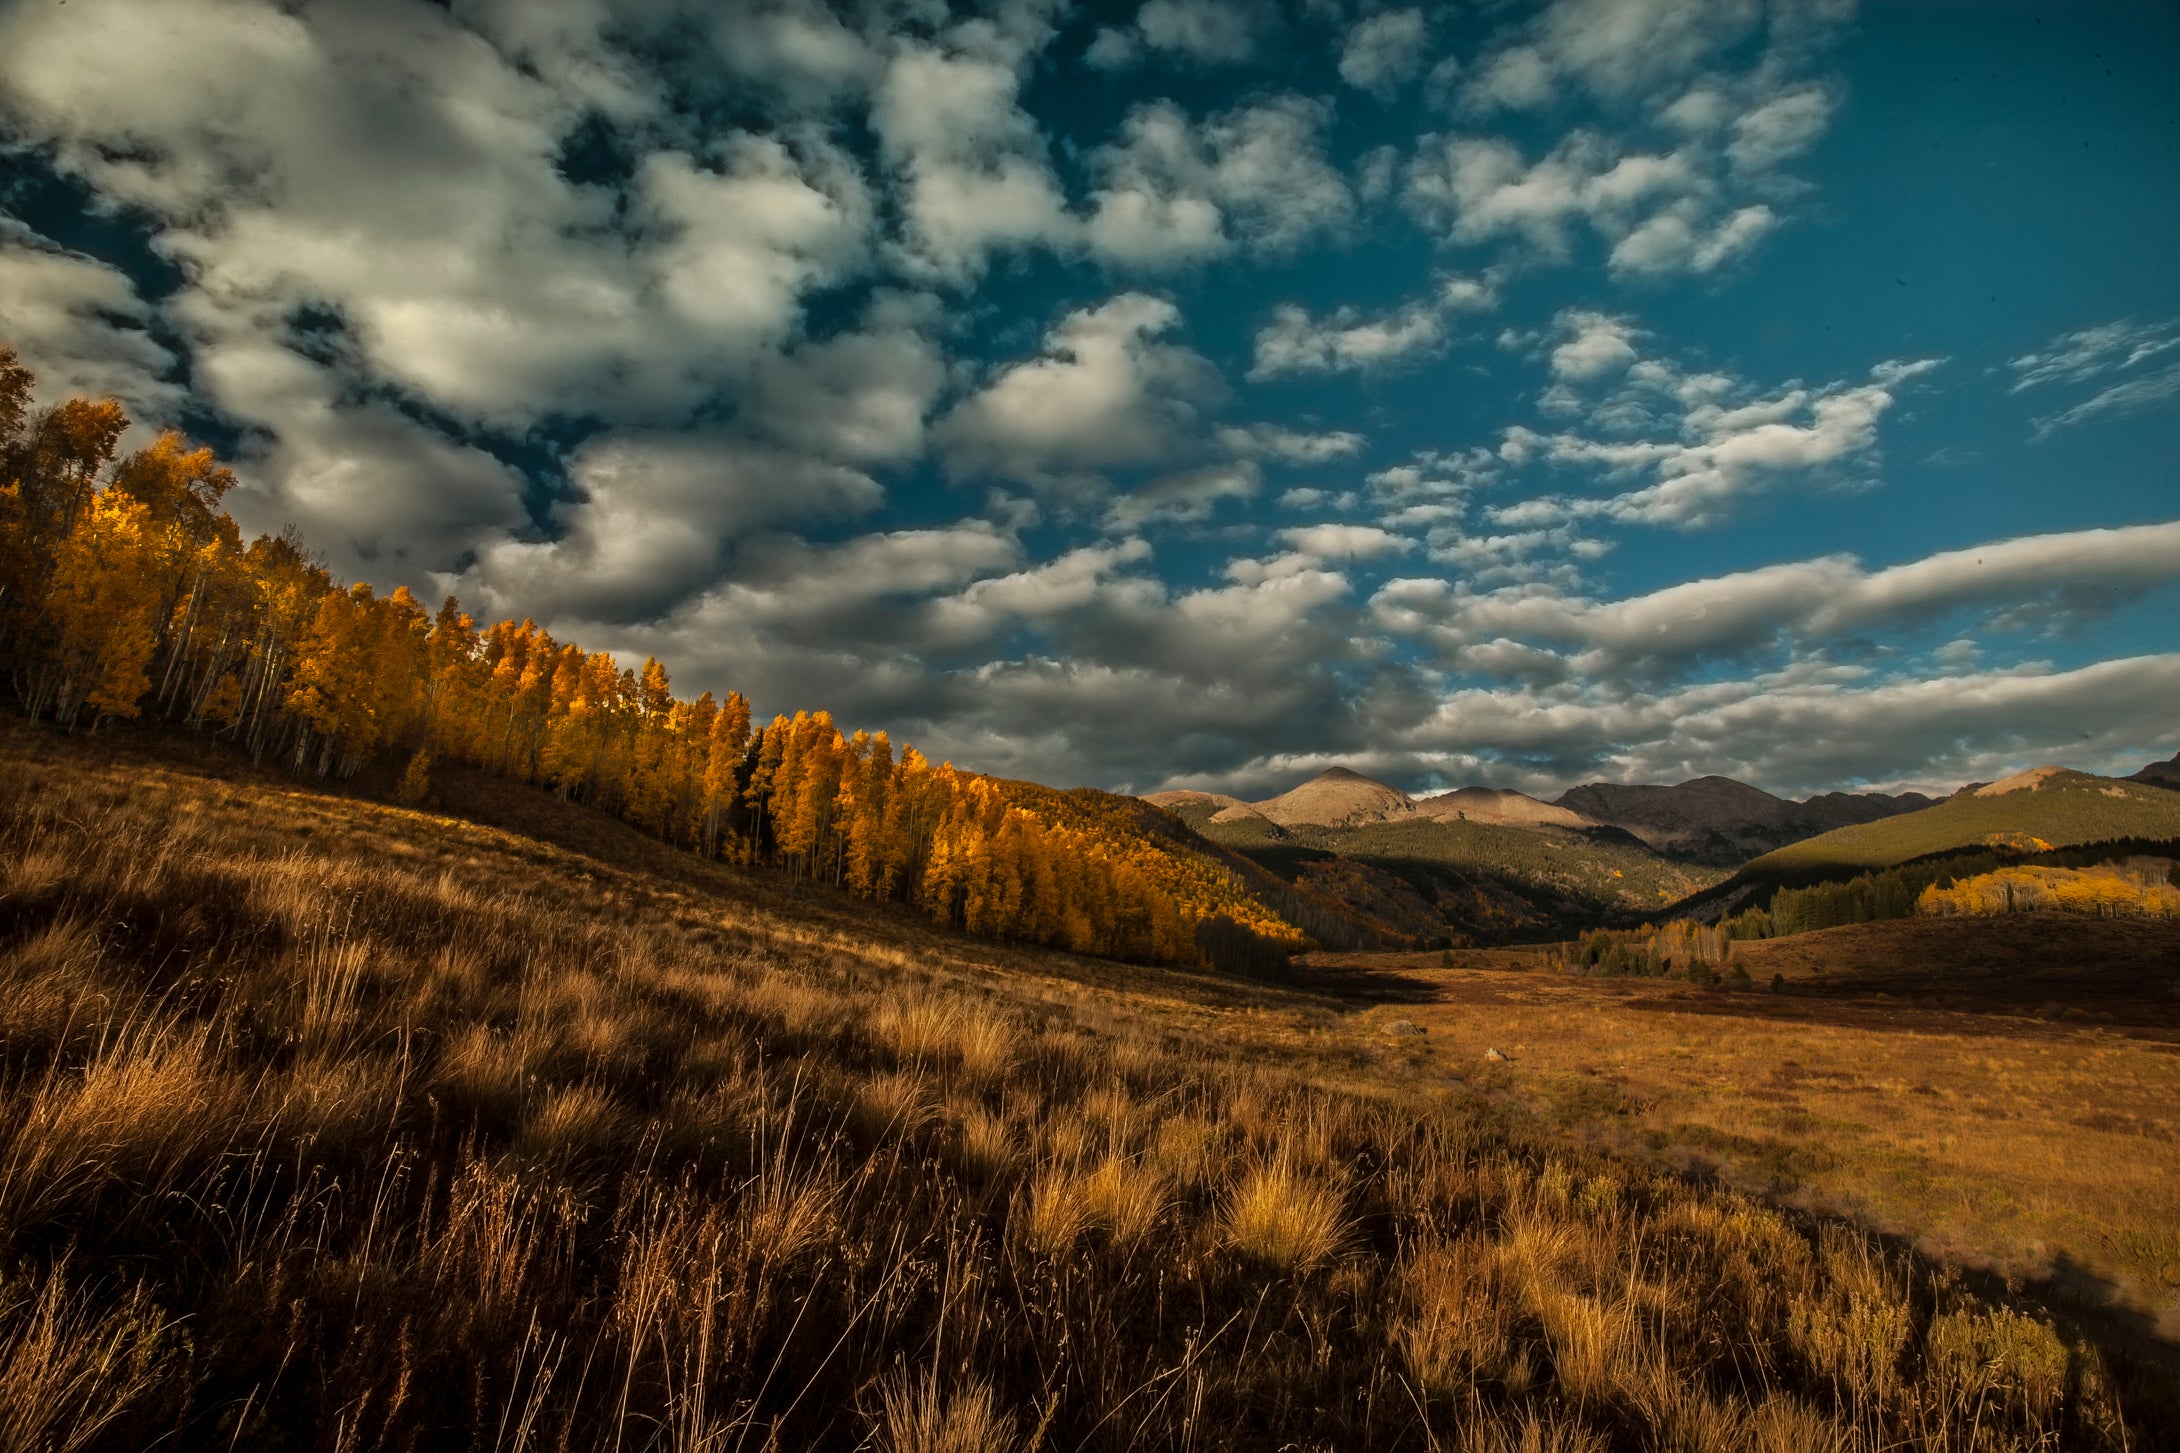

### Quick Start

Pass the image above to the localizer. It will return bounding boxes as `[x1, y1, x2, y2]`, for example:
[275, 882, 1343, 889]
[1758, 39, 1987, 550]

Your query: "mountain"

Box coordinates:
[1413, 786, 1596, 831]
[1737, 767, 2180, 881]
[1553, 775, 1935, 867]
[1250, 766, 1414, 828]
[2132, 750, 2180, 789]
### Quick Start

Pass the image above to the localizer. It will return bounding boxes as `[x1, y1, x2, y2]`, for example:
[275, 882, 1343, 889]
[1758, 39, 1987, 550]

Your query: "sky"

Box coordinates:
[2, 0, 2177, 800]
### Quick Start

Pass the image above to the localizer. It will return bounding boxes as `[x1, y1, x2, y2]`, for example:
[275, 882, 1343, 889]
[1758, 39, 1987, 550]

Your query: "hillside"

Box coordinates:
[1739, 767, 2180, 882]
[2135, 751, 2180, 788]
[1555, 775, 1935, 866]
[1250, 766, 1414, 827]
[1413, 785, 1595, 831]
[11, 726, 2167, 1449]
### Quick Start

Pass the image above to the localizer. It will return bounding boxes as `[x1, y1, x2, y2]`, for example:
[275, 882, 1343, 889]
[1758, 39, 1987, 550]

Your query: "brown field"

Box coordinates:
[1294, 920, 2180, 1342]
[3, 719, 2176, 1450]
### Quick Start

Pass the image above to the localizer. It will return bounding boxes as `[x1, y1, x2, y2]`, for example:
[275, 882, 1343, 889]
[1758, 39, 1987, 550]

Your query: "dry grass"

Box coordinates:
[0, 720, 2170, 1450]
[1308, 935, 2180, 1338]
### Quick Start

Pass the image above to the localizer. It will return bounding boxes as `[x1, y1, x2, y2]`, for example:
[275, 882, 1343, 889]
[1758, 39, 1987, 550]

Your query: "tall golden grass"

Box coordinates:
[0, 731, 2170, 1449]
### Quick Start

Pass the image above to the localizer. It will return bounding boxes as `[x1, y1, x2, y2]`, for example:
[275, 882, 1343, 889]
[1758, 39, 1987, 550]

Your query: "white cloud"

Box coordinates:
[1280, 523, 1414, 560]
[1083, 27, 1142, 69]
[1215, 423, 1367, 464]
[0, 230, 183, 426]
[936, 293, 1224, 482]
[1251, 301, 1445, 379]
[2030, 363, 2180, 440]
[1133, 0, 1258, 65]
[1378, 519, 2180, 680]
[1249, 273, 1499, 379]
[1726, 85, 1835, 171]
[460, 435, 884, 620]
[1460, 0, 1773, 114]
[875, 39, 1074, 281]
[2008, 317, 2180, 392]
[1493, 340, 1940, 529]
[1086, 96, 1353, 266]
[1106, 460, 1259, 531]
[1547, 309, 1641, 383]
[1339, 10, 1430, 97]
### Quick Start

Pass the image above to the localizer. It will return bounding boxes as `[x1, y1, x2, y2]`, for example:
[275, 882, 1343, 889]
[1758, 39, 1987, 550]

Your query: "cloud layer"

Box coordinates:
[1, 0, 2172, 799]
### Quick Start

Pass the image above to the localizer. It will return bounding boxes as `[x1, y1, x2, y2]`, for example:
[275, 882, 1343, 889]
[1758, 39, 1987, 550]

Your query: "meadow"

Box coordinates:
[1303, 926, 2180, 1348]
[1, 720, 2173, 1451]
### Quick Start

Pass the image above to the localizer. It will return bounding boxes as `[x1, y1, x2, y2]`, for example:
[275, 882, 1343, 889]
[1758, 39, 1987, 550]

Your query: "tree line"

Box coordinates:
[0, 348, 1305, 970]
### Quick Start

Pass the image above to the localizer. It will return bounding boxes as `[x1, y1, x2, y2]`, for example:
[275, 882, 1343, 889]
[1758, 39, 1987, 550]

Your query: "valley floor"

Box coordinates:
[1293, 923, 2180, 1342]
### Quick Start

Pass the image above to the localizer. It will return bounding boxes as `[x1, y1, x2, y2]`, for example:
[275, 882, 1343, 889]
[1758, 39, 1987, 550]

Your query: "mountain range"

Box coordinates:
[1145, 753, 2180, 948]
[1149, 768, 1936, 868]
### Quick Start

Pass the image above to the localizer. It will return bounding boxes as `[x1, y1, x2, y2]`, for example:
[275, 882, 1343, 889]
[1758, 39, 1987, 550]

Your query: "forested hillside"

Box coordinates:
[0, 348, 1310, 969]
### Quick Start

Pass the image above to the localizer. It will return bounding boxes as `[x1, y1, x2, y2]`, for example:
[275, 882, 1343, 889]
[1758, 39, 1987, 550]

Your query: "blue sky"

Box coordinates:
[2, 0, 2176, 798]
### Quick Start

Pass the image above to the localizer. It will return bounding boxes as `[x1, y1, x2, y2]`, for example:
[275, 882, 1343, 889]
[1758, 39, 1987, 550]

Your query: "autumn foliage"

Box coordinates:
[1916, 859, 2180, 919]
[0, 349, 1301, 969]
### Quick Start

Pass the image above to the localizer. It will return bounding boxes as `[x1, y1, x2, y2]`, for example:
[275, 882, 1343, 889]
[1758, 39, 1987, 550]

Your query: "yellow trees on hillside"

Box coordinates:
[1917, 861, 2180, 918]
[0, 348, 1307, 970]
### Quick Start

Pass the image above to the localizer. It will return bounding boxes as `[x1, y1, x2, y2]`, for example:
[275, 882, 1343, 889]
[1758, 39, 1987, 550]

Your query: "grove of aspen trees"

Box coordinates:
[0, 346, 1304, 969]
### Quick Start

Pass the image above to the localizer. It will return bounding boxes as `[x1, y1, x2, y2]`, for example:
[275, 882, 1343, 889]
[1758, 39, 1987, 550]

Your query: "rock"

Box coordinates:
[1484, 1047, 1511, 1062]
[1386, 1020, 1427, 1036]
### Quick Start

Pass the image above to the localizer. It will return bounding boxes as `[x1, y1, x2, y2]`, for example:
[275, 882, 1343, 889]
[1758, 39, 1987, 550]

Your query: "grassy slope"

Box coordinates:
[1741, 772, 2180, 881]
[0, 720, 2169, 1450]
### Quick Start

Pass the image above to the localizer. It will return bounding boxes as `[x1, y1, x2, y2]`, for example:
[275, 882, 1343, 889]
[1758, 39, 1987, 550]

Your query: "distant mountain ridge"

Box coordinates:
[1149, 767, 1935, 869]
[2133, 751, 2180, 789]
[1552, 776, 1936, 867]
[1736, 766, 2180, 880]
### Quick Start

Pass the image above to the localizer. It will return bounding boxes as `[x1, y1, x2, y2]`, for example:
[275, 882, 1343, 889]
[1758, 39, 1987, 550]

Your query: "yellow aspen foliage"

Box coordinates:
[0, 353, 1318, 970]
[45, 488, 165, 722]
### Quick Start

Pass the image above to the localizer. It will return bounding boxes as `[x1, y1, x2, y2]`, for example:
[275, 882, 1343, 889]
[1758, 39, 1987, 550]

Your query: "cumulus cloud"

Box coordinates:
[1133, 0, 1258, 65]
[460, 435, 884, 621]
[1249, 274, 1499, 379]
[0, 229, 183, 425]
[1491, 344, 1940, 529]
[1086, 96, 1353, 266]
[1105, 460, 1258, 531]
[935, 293, 1224, 482]
[1376, 519, 2180, 682]
[1405, 131, 1782, 278]
[1339, 10, 1430, 97]
[1459, 0, 1779, 114]
[875, 35, 1073, 281]
[1280, 523, 1415, 560]
[1215, 423, 1367, 464]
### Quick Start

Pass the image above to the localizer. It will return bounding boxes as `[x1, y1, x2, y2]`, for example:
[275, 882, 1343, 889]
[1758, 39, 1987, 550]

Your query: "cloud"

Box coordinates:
[460, 435, 885, 621]
[1105, 460, 1259, 531]
[2008, 317, 2180, 392]
[1492, 347, 1940, 529]
[1249, 274, 1499, 379]
[1339, 10, 1430, 97]
[1372, 653, 2180, 799]
[935, 293, 1224, 482]
[875, 35, 1074, 281]
[1086, 95, 1353, 267]
[1547, 309, 1641, 383]
[1459, 0, 1777, 114]
[1376, 519, 2180, 680]
[1280, 523, 1415, 560]
[1215, 423, 1367, 464]
[1726, 85, 1835, 171]
[2029, 363, 2180, 440]
[0, 228, 182, 425]
[1133, 0, 1258, 65]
